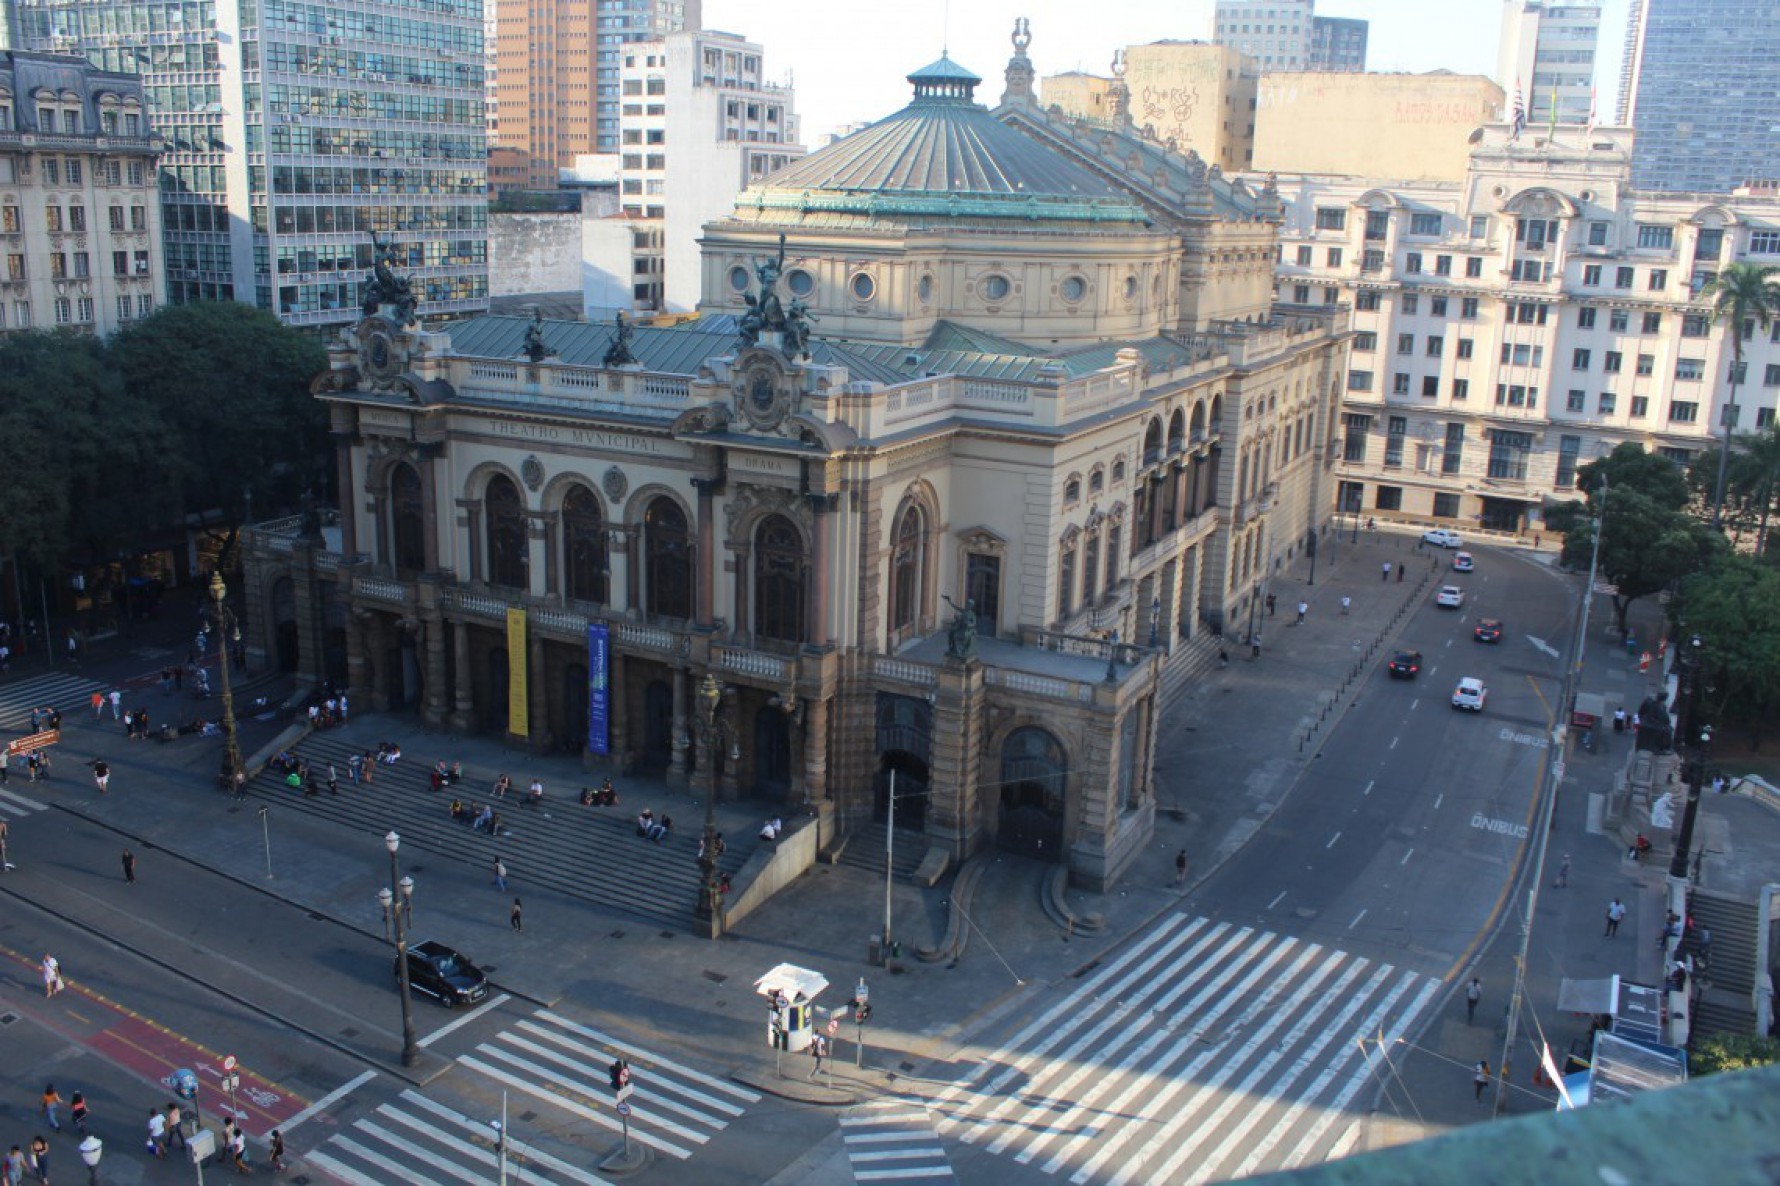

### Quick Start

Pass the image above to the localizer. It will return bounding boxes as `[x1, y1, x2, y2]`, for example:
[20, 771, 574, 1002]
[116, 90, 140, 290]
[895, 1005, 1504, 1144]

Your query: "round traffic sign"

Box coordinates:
[616, 1103, 632, 1117]
[222, 1055, 238, 1073]
[826, 1018, 839, 1037]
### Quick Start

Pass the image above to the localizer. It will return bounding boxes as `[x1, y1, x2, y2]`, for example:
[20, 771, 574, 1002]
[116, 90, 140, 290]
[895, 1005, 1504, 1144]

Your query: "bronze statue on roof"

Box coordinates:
[362, 232, 418, 326]
[602, 311, 637, 368]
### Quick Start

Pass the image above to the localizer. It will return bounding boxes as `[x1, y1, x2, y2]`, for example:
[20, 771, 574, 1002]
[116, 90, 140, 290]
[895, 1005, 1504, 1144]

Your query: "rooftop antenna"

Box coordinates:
[942, 0, 950, 56]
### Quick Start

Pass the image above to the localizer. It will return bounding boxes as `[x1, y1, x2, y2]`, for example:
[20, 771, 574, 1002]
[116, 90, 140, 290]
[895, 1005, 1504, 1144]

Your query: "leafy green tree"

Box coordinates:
[1547, 443, 1718, 634]
[0, 332, 82, 568]
[1679, 553, 1780, 734]
[1689, 1033, 1780, 1077]
[110, 301, 330, 560]
[1701, 262, 1780, 529]
[1710, 425, 1780, 556]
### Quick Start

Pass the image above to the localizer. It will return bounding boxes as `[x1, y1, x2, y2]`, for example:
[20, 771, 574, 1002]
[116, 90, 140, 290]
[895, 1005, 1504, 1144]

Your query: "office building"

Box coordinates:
[1497, 1, 1600, 128]
[491, 0, 697, 194]
[1267, 123, 1780, 531]
[1212, 1, 1367, 73]
[1044, 42, 1257, 173]
[17, 0, 489, 330]
[0, 51, 163, 336]
[1620, 0, 1780, 194]
[1254, 72, 1503, 183]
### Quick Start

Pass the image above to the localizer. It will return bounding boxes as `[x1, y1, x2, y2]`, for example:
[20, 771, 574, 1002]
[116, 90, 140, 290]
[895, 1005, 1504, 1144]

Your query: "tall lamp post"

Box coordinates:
[1668, 636, 1711, 889]
[693, 674, 725, 923]
[206, 571, 244, 794]
[381, 831, 418, 1067]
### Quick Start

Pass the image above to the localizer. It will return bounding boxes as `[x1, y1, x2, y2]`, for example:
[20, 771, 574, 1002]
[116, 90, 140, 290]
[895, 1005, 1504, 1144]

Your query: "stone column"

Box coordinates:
[450, 620, 474, 730]
[366, 615, 391, 711]
[418, 444, 443, 573]
[417, 578, 448, 729]
[718, 685, 741, 800]
[667, 666, 690, 787]
[289, 541, 325, 690]
[927, 658, 985, 862]
[608, 527, 630, 615]
[806, 493, 836, 649]
[691, 476, 722, 629]
[345, 606, 371, 702]
[528, 633, 550, 751]
[527, 515, 550, 600]
[458, 501, 482, 583]
[333, 430, 359, 557]
[802, 694, 829, 804]
[607, 651, 632, 771]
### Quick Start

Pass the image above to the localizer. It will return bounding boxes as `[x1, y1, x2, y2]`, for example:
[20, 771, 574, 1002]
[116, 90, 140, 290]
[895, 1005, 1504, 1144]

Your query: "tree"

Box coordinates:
[1689, 1033, 1780, 1077]
[1678, 553, 1780, 739]
[1546, 443, 1718, 634]
[1694, 425, 1780, 556]
[1700, 262, 1780, 529]
[110, 302, 330, 562]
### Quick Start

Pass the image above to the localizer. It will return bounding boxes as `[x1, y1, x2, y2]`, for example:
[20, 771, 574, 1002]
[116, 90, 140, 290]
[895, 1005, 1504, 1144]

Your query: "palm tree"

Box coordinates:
[1701, 262, 1780, 530]
[1728, 424, 1780, 556]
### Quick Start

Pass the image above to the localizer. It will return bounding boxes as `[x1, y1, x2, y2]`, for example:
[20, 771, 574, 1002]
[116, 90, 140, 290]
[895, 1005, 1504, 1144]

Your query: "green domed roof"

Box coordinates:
[741, 54, 1145, 224]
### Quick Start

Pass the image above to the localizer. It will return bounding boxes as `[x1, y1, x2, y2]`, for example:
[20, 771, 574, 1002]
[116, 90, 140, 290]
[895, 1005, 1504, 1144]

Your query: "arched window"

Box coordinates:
[754, 514, 807, 642]
[889, 504, 923, 635]
[1143, 419, 1163, 465]
[1168, 409, 1185, 452]
[1058, 532, 1078, 618]
[1001, 726, 1068, 815]
[485, 474, 527, 590]
[389, 462, 425, 574]
[1082, 529, 1101, 606]
[562, 484, 608, 604]
[644, 496, 693, 620]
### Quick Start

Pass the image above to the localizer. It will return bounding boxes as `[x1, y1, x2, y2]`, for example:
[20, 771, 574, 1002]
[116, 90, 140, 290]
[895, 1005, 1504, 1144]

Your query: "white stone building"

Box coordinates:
[1266, 124, 1780, 531]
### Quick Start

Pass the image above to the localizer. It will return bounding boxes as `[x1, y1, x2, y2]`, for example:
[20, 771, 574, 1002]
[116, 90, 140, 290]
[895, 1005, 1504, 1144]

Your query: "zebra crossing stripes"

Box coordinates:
[306, 1089, 610, 1186]
[0, 672, 105, 732]
[930, 915, 1438, 1185]
[0, 785, 49, 819]
[840, 1101, 954, 1183]
[456, 1008, 759, 1160]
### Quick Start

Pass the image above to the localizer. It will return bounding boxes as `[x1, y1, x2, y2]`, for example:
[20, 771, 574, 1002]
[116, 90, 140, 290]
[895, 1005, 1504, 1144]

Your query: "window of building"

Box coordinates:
[1451, 379, 1469, 401]
[1295, 245, 1312, 266]
[1402, 294, 1419, 314]
[53, 297, 70, 324]
[643, 496, 693, 620]
[1750, 230, 1780, 255]
[42, 158, 57, 185]
[1494, 384, 1538, 408]
[1636, 224, 1674, 250]
[1607, 308, 1627, 332]
[1405, 252, 1422, 274]
[1315, 207, 1346, 231]
[1669, 401, 1698, 423]
[1649, 269, 1667, 292]
[44, 206, 60, 232]
[1602, 351, 1622, 373]
[1583, 264, 1602, 287]
[75, 296, 91, 323]
[1759, 408, 1776, 428]
[1465, 256, 1483, 278]
[754, 515, 809, 642]
[1431, 296, 1448, 316]
[1422, 375, 1440, 397]
[1347, 369, 1373, 391]
[65, 159, 80, 185]
[1469, 215, 1488, 239]
[1630, 395, 1649, 418]
[1456, 338, 1473, 359]
[1598, 392, 1617, 414]
[1588, 221, 1609, 246]
[1486, 429, 1533, 479]
[1433, 491, 1461, 516]
[1435, 254, 1452, 276]
[1765, 363, 1780, 387]
[1556, 435, 1582, 487]
[1637, 354, 1655, 376]
[1675, 358, 1704, 380]
[1057, 534, 1077, 617]
[1682, 314, 1710, 338]
[5, 254, 22, 280]
[1426, 335, 1443, 357]
[1642, 312, 1662, 334]
[1365, 209, 1389, 240]
[1397, 333, 1414, 355]
[1293, 284, 1310, 304]
[1410, 212, 1441, 236]
[1566, 389, 1586, 411]
[1326, 246, 1342, 267]
[1353, 331, 1376, 351]
[1461, 297, 1480, 319]
[1375, 486, 1402, 510]
[130, 205, 146, 230]
[1356, 291, 1381, 311]
[1393, 373, 1410, 395]
[48, 253, 65, 279]
[1578, 306, 1597, 329]
[1615, 266, 1635, 289]
[1573, 348, 1590, 371]
[1343, 413, 1372, 461]
[1362, 248, 1385, 271]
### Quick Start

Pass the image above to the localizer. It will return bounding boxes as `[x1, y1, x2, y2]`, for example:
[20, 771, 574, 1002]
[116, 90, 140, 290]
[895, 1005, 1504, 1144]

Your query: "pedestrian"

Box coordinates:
[29, 706, 41, 732]
[1397, 563, 1406, 583]
[1473, 1059, 1490, 1101]
[109, 689, 122, 720]
[327, 762, 339, 796]
[146, 1108, 167, 1158]
[510, 897, 524, 931]
[1174, 849, 1189, 885]
[26, 1135, 46, 1185]
[173, 665, 184, 692]
[90, 691, 104, 719]
[4, 1144, 25, 1186]
[348, 752, 363, 783]
[40, 1085, 61, 1130]
[92, 759, 109, 794]
[1340, 595, 1350, 615]
[1250, 633, 1262, 660]
[122, 848, 136, 884]
[361, 752, 375, 787]
[164, 1103, 186, 1150]
[229, 1123, 250, 1174]
[1265, 594, 1276, 617]
[808, 1032, 828, 1080]
[268, 1130, 286, 1171]
[1295, 600, 1308, 624]
[1604, 897, 1626, 937]
[41, 955, 63, 997]
[68, 1093, 87, 1136]
[493, 856, 508, 890]
[1554, 853, 1570, 889]
[0, 819, 10, 871]
[1465, 977, 1482, 1024]
[1381, 562, 1391, 582]
[338, 692, 350, 722]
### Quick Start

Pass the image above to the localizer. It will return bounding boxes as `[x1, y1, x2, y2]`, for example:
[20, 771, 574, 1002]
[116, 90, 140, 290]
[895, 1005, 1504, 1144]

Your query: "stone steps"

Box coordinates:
[833, 820, 928, 879]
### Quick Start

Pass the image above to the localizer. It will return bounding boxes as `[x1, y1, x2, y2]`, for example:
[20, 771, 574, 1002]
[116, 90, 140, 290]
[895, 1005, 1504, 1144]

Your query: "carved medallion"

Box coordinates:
[355, 314, 409, 390]
[602, 465, 629, 504]
[521, 454, 545, 492]
[733, 350, 793, 433]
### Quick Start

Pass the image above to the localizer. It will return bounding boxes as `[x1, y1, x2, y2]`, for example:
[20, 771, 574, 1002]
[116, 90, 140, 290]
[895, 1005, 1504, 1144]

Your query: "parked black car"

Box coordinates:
[1387, 650, 1424, 679]
[1474, 618, 1504, 643]
[398, 939, 488, 1008]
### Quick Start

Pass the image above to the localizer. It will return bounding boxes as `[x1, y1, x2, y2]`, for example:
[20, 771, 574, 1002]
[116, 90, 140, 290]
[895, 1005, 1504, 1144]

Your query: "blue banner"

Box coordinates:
[587, 622, 610, 755]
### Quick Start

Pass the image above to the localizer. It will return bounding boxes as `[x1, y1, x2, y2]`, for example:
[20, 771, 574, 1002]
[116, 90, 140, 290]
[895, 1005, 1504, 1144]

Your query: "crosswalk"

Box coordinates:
[928, 914, 1439, 1185]
[840, 1101, 954, 1182]
[308, 1009, 761, 1183]
[0, 784, 49, 820]
[0, 671, 105, 732]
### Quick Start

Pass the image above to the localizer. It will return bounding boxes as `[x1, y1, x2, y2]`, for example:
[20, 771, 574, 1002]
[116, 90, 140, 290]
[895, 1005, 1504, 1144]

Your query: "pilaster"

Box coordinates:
[927, 657, 986, 862]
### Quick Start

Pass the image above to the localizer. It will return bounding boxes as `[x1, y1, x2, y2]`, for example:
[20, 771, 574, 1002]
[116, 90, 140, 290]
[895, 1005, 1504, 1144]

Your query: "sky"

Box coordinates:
[703, 0, 1634, 144]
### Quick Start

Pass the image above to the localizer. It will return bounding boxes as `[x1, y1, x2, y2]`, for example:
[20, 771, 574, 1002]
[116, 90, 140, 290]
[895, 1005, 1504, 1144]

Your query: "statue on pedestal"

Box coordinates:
[942, 595, 978, 661]
[361, 232, 417, 325]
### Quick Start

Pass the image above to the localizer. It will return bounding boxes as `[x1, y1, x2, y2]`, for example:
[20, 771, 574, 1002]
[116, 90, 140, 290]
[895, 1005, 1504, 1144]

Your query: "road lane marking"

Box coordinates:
[401, 1091, 610, 1185]
[1349, 909, 1367, 930]
[1326, 832, 1341, 848]
[1409, 699, 1419, 711]
[417, 992, 510, 1048]
[1400, 848, 1414, 865]
[1363, 780, 1374, 796]
[1433, 793, 1444, 810]
[459, 1053, 694, 1158]
[281, 1070, 375, 1135]
[1500, 727, 1550, 749]
[1389, 737, 1399, 750]
[1268, 890, 1288, 909]
[1471, 814, 1530, 840]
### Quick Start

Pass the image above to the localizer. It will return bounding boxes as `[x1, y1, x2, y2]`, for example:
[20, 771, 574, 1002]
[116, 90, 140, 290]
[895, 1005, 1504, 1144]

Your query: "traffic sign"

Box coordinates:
[826, 1017, 839, 1038]
[222, 1055, 237, 1073]
[616, 1102, 632, 1117]
[616, 1083, 633, 1104]
[1593, 582, 1619, 596]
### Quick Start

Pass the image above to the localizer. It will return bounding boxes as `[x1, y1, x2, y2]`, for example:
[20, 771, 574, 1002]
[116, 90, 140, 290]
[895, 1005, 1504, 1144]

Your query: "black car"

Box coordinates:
[399, 939, 488, 1008]
[1387, 650, 1424, 679]
[1474, 618, 1504, 644]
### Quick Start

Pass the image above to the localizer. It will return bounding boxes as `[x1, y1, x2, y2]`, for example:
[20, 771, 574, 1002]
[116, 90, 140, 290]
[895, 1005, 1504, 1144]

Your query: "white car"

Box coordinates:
[1422, 528, 1463, 548]
[1452, 551, 1475, 572]
[1436, 584, 1465, 608]
[1452, 677, 1488, 712]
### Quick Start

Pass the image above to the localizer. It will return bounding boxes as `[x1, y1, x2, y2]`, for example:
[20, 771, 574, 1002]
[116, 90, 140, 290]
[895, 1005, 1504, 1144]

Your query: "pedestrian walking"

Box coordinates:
[146, 1109, 167, 1158]
[26, 1135, 46, 1185]
[1265, 594, 1276, 617]
[229, 1123, 250, 1174]
[40, 1085, 61, 1130]
[4, 1144, 25, 1186]
[0, 819, 10, 872]
[808, 1032, 828, 1079]
[493, 856, 508, 890]
[1250, 634, 1262, 660]
[510, 897, 524, 931]
[90, 691, 104, 719]
[92, 759, 109, 794]
[338, 692, 350, 722]
[1473, 1059, 1490, 1101]
[68, 1094, 87, 1136]
[1604, 897, 1626, 937]
[1295, 600, 1308, 625]
[1174, 849, 1189, 885]
[122, 849, 136, 884]
[41, 955, 63, 997]
[268, 1130, 286, 1171]
[1340, 595, 1350, 615]
[1397, 563, 1406, 583]
[1554, 852, 1570, 889]
[361, 752, 375, 786]
[327, 762, 339, 796]
[108, 689, 122, 720]
[164, 1104, 186, 1150]
[1465, 977, 1482, 1024]
[348, 752, 363, 783]
[1381, 562, 1391, 581]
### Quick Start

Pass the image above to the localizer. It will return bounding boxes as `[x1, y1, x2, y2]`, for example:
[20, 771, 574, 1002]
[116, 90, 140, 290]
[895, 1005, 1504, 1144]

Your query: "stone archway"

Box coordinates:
[998, 725, 1067, 861]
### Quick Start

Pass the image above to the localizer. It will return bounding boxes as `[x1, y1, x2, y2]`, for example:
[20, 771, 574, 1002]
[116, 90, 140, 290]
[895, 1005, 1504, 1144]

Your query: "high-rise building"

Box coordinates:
[1045, 42, 1259, 173]
[1308, 16, 1367, 72]
[1496, 1, 1599, 128]
[17, 0, 489, 330]
[1620, 0, 1780, 194]
[1212, 1, 1367, 73]
[491, 0, 698, 194]
[0, 51, 164, 337]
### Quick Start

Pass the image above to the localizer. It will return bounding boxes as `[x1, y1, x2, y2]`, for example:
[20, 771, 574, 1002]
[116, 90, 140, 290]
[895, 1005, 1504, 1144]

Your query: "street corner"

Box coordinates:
[733, 1060, 868, 1106]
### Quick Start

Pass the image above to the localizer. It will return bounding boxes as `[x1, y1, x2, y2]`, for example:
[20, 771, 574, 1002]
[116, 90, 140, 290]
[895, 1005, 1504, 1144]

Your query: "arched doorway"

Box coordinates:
[999, 726, 1067, 861]
[753, 706, 791, 798]
[485, 474, 528, 591]
[643, 497, 693, 620]
[875, 694, 932, 829]
[641, 679, 674, 769]
[271, 577, 298, 671]
[561, 662, 588, 755]
[487, 646, 510, 733]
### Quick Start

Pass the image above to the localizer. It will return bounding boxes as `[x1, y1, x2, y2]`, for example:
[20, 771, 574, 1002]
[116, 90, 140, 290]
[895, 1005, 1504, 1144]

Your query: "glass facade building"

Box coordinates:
[18, 0, 488, 328]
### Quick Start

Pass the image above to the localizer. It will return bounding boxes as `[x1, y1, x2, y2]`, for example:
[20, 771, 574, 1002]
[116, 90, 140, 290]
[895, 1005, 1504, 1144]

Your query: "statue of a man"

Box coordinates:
[943, 595, 978, 660]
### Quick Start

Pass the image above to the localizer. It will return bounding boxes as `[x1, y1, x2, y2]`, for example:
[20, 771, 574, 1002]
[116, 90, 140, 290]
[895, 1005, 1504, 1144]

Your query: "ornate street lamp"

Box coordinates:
[1668, 637, 1711, 885]
[383, 831, 418, 1066]
[206, 571, 244, 796]
[694, 675, 724, 922]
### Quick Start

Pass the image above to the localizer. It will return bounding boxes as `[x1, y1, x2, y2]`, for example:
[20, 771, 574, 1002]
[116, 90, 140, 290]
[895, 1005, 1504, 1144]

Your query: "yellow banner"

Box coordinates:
[506, 606, 528, 737]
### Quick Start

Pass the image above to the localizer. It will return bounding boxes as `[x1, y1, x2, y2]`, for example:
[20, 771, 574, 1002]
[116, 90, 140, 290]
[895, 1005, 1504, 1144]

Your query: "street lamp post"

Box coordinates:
[77, 1135, 102, 1185]
[1668, 636, 1710, 888]
[383, 830, 418, 1067]
[1306, 529, 1319, 586]
[1148, 595, 1162, 648]
[693, 674, 724, 923]
[206, 571, 244, 796]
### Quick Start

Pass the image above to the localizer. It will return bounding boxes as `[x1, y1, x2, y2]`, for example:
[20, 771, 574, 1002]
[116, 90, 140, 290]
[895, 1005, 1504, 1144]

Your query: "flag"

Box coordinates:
[1510, 82, 1526, 143]
[1586, 86, 1598, 136]
[1548, 84, 1559, 138]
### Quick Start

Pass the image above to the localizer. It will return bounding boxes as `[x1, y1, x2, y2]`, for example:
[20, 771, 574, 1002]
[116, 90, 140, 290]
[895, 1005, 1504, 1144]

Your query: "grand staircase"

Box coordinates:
[1686, 891, 1760, 1041]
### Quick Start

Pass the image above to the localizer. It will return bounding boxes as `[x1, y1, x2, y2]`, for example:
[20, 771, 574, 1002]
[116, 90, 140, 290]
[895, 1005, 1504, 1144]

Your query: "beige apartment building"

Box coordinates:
[1042, 41, 1257, 174]
[1253, 72, 1505, 183]
[1267, 124, 1780, 533]
[0, 51, 162, 336]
